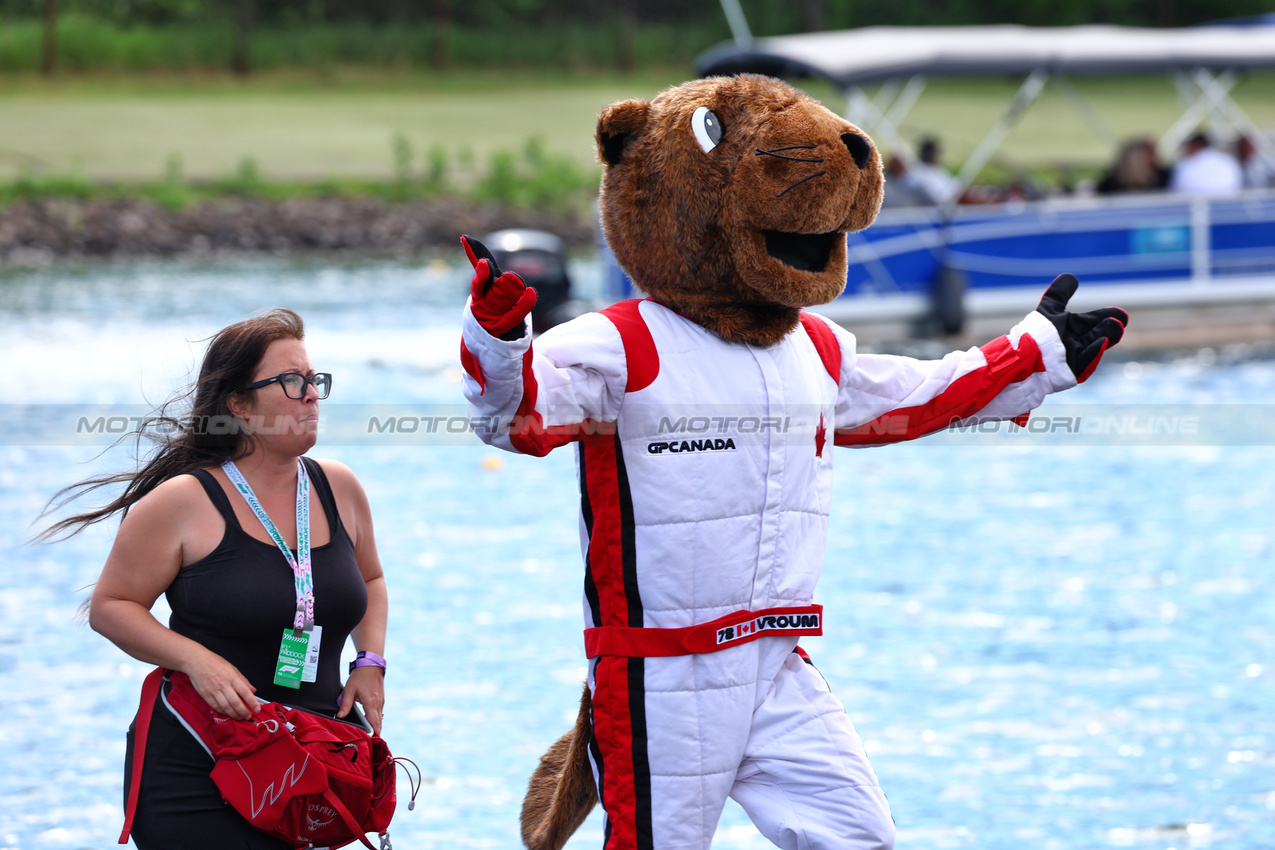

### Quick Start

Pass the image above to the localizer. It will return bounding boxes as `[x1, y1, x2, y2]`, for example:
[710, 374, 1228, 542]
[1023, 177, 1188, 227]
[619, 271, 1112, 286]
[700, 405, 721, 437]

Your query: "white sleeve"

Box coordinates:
[823, 310, 1075, 447]
[460, 304, 628, 456]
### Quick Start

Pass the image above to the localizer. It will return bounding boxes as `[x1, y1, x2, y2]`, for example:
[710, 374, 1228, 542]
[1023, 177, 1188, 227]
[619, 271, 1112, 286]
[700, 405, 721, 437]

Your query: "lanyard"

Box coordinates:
[222, 458, 314, 633]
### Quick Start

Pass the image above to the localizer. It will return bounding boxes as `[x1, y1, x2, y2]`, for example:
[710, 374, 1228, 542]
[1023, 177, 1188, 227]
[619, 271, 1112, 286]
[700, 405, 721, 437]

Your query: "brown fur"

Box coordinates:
[519, 686, 597, 850]
[596, 74, 883, 347]
[519, 75, 883, 849]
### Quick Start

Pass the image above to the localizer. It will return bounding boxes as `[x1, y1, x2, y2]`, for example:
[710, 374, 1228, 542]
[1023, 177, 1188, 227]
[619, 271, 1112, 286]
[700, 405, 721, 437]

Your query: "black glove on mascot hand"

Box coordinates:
[1035, 274, 1129, 383]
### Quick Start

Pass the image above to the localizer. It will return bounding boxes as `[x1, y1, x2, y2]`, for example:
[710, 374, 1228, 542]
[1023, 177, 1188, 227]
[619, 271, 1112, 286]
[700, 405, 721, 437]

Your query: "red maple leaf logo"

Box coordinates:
[815, 412, 827, 457]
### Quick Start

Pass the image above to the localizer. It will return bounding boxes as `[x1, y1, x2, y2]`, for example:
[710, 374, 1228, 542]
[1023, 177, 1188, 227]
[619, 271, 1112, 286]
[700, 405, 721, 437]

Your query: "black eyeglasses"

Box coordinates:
[240, 372, 332, 400]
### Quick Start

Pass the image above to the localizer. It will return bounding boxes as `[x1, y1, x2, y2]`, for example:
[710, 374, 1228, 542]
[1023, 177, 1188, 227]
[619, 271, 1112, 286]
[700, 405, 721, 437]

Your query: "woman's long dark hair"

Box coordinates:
[36, 308, 306, 542]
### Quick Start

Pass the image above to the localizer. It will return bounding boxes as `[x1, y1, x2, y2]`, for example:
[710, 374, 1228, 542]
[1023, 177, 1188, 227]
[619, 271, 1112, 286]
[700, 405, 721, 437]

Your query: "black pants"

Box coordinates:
[123, 692, 288, 850]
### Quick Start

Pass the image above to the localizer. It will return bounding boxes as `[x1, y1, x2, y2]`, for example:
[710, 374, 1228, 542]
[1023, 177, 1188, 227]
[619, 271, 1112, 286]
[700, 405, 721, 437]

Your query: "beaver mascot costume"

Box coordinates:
[457, 74, 1127, 850]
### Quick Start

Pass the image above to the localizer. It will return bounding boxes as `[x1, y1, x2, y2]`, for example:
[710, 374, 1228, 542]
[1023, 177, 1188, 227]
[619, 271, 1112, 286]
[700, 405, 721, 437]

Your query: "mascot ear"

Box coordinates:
[596, 99, 651, 166]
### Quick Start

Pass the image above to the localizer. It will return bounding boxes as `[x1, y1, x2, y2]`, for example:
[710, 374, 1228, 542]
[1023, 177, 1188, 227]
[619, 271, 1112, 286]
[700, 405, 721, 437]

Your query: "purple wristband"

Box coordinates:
[349, 650, 387, 674]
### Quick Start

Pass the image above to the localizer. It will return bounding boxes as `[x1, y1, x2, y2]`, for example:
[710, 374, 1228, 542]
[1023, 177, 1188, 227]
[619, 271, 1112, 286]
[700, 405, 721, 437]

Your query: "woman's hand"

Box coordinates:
[186, 651, 260, 721]
[339, 665, 385, 735]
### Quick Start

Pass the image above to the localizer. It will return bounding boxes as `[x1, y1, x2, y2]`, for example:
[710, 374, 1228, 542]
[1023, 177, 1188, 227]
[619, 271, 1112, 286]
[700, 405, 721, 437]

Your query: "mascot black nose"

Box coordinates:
[841, 133, 872, 169]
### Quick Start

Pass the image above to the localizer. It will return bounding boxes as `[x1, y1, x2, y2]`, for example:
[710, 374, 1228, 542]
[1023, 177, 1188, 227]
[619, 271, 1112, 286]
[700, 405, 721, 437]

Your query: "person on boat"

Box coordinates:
[1097, 138, 1169, 195]
[1236, 134, 1275, 190]
[1169, 132, 1242, 196]
[40, 308, 389, 850]
[880, 153, 934, 208]
[909, 136, 962, 205]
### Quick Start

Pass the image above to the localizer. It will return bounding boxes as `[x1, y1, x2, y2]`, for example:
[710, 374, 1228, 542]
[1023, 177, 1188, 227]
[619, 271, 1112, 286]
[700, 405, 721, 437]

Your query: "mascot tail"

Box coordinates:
[520, 685, 598, 850]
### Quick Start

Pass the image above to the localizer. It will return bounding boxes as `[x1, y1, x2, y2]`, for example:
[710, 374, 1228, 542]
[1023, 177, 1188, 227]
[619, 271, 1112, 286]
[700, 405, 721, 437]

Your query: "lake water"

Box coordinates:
[2, 257, 1275, 850]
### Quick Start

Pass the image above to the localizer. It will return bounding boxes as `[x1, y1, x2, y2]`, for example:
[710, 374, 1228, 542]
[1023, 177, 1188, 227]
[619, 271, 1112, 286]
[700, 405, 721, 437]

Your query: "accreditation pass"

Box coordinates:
[274, 625, 322, 689]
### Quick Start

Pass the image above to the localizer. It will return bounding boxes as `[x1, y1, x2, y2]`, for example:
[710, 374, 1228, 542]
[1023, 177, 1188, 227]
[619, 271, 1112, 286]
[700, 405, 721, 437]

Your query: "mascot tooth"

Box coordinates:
[457, 74, 1128, 850]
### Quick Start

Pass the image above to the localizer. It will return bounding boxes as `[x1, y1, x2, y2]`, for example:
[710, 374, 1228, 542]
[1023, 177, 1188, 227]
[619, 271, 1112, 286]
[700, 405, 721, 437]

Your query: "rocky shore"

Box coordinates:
[0, 196, 599, 264]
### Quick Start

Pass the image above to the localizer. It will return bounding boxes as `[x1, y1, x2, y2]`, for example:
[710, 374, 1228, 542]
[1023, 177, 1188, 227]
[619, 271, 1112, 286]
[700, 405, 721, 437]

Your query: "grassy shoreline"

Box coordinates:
[3, 69, 1272, 188]
[2, 67, 1271, 225]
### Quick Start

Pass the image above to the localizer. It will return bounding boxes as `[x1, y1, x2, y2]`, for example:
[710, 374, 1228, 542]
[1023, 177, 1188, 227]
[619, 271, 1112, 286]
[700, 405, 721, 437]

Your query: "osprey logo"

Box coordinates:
[647, 438, 737, 455]
[238, 754, 312, 818]
[306, 801, 338, 831]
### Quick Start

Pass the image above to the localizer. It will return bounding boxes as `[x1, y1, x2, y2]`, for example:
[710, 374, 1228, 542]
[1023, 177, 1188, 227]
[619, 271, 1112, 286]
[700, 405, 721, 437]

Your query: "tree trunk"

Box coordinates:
[431, 0, 451, 71]
[801, 0, 825, 32]
[615, 0, 637, 73]
[232, 0, 253, 76]
[42, 0, 57, 76]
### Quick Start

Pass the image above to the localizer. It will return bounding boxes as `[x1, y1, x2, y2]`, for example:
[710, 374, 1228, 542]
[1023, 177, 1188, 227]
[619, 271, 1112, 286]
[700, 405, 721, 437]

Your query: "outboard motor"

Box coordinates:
[481, 229, 574, 334]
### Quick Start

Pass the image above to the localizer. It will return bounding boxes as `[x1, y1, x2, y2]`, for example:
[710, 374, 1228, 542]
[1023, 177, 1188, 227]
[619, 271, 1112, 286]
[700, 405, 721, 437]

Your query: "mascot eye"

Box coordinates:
[691, 106, 723, 153]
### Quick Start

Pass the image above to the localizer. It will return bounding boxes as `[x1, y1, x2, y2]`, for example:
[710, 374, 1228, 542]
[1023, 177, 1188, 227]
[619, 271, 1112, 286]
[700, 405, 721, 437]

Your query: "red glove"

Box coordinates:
[462, 235, 537, 340]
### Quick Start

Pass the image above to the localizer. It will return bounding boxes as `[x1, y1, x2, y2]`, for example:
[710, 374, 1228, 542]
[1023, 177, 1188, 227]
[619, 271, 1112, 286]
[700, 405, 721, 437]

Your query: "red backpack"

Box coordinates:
[121, 668, 400, 849]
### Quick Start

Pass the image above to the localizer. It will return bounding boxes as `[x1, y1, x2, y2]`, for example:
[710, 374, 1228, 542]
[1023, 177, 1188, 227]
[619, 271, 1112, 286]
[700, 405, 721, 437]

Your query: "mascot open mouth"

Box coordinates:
[762, 229, 842, 273]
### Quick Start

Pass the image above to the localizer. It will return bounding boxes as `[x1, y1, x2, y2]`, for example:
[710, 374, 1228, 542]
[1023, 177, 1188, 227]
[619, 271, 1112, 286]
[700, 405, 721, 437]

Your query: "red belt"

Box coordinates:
[583, 605, 822, 658]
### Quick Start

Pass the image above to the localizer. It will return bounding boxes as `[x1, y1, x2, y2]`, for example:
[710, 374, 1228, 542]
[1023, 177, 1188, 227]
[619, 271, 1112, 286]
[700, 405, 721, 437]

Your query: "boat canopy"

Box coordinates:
[696, 22, 1275, 207]
[696, 24, 1275, 89]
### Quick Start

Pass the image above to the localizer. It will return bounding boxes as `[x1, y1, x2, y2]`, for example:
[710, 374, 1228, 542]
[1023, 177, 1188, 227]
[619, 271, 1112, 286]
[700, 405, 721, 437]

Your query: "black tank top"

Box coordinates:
[166, 457, 368, 714]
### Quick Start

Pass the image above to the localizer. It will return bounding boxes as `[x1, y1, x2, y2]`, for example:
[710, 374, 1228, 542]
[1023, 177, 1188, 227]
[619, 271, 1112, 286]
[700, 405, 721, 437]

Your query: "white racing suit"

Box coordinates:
[461, 297, 1075, 850]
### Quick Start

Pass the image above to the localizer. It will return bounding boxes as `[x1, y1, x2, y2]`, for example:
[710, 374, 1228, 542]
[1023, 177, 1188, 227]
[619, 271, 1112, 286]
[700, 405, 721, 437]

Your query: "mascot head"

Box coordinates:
[596, 73, 884, 347]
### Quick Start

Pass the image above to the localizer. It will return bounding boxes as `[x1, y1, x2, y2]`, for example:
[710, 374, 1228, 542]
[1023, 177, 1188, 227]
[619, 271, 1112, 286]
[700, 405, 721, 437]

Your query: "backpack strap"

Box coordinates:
[322, 788, 379, 850]
[119, 667, 166, 844]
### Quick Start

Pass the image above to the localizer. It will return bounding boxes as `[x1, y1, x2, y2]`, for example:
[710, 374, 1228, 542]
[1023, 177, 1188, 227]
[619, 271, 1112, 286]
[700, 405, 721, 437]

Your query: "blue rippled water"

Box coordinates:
[1, 258, 1274, 849]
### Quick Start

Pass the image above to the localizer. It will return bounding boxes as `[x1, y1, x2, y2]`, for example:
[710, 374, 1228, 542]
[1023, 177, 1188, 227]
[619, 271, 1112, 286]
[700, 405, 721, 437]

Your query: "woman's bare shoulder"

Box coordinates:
[313, 457, 365, 496]
[121, 470, 218, 530]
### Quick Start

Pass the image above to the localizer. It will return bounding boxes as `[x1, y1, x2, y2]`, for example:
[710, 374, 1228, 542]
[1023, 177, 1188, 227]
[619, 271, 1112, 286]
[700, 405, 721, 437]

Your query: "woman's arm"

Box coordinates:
[88, 475, 262, 719]
[322, 460, 388, 734]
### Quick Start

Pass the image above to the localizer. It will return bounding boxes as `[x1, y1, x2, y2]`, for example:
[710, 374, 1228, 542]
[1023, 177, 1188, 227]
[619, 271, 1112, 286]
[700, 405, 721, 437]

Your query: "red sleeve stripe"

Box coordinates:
[834, 334, 1044, 446]
[506, 304, 650, 456]
[600, 299, 659, 393]
[506, 345, 607, 456]
[799, 312, 842, 384]
[459, 339, 485, 395]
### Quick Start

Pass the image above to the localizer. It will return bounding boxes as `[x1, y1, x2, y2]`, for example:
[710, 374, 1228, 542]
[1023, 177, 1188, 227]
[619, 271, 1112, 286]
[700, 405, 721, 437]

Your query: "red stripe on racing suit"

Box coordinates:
[581, 433, 644, 630]
[585, 605, 824, 658]
[603, 300, 659, 393]
[835, 333, 1046, 446]
[798, 313, 842, 383]
[503, 300, 656, 457]
[593, 654, 655, 850]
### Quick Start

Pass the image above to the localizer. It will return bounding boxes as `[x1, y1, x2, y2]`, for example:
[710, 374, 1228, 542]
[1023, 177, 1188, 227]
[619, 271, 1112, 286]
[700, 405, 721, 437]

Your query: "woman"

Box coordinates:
[45, 308, 388, 849]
